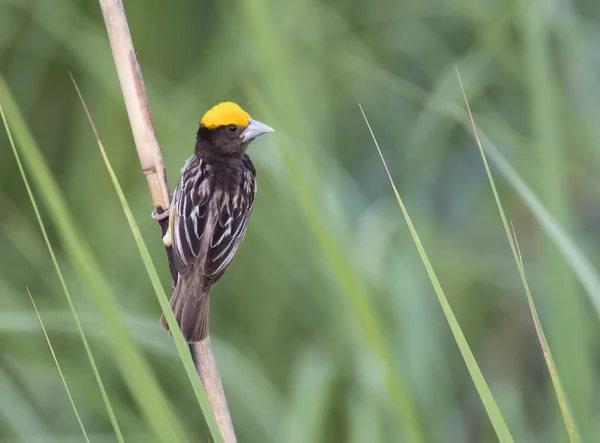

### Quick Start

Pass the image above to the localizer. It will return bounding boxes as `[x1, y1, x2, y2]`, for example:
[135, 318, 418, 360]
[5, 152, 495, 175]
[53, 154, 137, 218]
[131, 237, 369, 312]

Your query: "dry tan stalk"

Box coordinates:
[98, 1, 236, 441]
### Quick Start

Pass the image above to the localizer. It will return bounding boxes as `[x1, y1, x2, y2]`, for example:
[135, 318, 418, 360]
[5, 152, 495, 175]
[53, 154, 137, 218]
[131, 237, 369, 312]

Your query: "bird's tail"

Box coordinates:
[160, 276, 209, 343]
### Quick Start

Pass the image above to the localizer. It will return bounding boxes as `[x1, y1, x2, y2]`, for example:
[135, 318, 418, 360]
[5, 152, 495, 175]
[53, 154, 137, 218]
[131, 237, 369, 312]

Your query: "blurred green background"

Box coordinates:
[1, 0, 600, 441]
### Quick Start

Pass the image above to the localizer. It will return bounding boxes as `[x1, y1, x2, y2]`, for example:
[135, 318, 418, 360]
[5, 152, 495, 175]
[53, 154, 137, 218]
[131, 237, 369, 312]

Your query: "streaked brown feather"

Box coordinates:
[161, 153, 256, 343]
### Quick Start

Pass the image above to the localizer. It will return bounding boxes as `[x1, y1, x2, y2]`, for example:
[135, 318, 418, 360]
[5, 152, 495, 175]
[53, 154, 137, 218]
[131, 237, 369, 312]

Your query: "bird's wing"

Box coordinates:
[204, 167, 255, 286]
[171, 156, 212, 277]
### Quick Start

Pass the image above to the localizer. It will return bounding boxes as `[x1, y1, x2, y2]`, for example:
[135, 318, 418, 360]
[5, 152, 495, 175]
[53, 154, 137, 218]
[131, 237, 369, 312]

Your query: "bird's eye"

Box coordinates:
[228, 124, 238, 132]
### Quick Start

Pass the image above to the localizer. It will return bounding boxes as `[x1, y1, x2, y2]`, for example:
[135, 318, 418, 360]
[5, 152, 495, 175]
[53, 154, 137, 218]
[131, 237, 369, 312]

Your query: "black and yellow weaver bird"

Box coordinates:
[158, 102, 274, 342]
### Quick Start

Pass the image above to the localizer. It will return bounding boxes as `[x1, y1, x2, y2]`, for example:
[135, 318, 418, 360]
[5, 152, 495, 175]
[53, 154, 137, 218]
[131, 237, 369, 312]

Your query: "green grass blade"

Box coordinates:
[245, 88, 424, 443]
[0, 76, 188, 443]
[456, 69, 581, 442]
[70, 74, 223, 443]
[350, 59, 600, 324]
[513, 226, 581, 443]
[479, 139, 600, 318]
[27, 288, 91, 443]
[0, 86, 124, 443]
[360, 104, 514, 443]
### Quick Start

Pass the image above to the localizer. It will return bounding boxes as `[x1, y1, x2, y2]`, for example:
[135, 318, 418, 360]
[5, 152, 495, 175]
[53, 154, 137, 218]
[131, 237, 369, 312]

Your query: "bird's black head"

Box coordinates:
[196, 102, 274, 157]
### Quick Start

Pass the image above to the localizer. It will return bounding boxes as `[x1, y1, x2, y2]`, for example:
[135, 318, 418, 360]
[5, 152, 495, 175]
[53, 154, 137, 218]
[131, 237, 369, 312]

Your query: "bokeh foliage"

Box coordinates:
[1, 0, 600, 441]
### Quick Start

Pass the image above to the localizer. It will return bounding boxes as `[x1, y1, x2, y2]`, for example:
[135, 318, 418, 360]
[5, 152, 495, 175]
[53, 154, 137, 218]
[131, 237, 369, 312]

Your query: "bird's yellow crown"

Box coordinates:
[200, 102, 251, 129]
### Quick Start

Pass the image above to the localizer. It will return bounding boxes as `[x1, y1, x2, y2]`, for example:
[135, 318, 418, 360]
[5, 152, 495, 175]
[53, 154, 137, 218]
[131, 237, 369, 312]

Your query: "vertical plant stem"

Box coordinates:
[192, 340, 236, 440]
[97, 1, 236, 441]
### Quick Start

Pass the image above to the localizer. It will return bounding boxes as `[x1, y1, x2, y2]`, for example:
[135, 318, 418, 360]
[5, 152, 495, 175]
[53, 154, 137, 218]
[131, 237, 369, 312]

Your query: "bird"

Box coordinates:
[157, 101, 274, 342]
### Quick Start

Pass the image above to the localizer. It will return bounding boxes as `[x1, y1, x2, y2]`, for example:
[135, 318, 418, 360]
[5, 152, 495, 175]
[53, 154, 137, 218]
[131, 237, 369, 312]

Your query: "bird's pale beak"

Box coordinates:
[241, 118, 274, 142]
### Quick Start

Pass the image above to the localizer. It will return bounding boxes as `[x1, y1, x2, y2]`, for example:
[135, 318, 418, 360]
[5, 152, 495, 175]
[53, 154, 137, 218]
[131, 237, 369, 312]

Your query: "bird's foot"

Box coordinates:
[152, 208, 170, 221]
[151, 208, 172, 246]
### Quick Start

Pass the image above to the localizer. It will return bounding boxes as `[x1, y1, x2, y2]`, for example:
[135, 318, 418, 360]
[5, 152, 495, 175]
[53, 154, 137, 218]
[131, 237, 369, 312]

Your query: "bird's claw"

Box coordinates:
[152, 208, 170, 221]
[151, 208, 173, 246]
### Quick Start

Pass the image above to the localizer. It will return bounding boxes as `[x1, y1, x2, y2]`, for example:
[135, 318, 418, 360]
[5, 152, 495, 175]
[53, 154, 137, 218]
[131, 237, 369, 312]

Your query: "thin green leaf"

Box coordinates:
[27, 288, 91, 443]
[246, 87, 424, 443]
[0, 85, 124, 443]
[479, 139, 600, 319]
[456, 68, 581, 443]
[514, 226, 580, 442]
[360, 104, 515, 443]
[0, 76, 188, 443]
[69, 74, 223, 443]
[349, 58, 600, 324]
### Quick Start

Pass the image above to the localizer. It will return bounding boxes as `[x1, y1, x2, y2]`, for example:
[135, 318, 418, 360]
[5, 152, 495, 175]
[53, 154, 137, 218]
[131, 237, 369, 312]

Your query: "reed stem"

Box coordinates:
[98, 1, 236, 441]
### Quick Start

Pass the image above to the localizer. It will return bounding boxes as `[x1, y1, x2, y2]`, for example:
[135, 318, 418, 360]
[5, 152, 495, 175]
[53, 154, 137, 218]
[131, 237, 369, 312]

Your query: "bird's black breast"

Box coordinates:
[207, 154, 256, 195]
